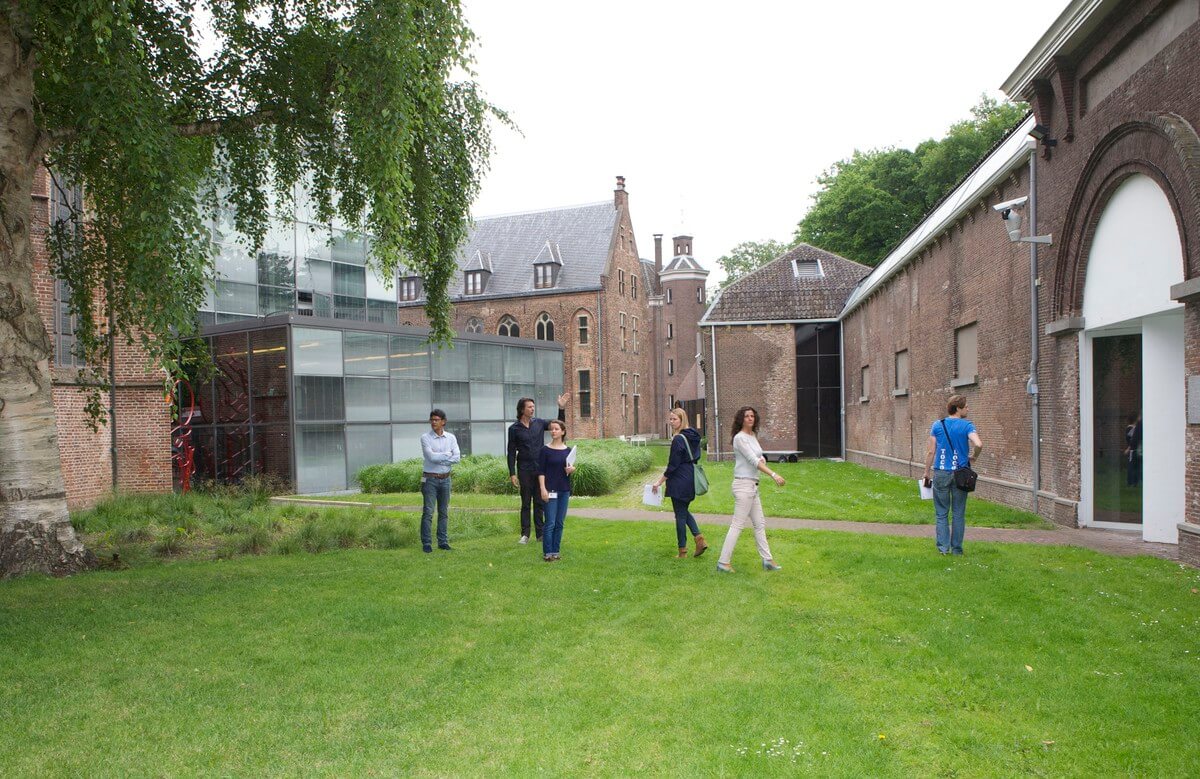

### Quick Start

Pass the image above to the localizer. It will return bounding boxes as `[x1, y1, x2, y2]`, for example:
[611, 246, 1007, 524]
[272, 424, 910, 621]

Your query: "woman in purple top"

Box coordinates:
[922, 394, 984, 555]
[537, 420, 575, 562]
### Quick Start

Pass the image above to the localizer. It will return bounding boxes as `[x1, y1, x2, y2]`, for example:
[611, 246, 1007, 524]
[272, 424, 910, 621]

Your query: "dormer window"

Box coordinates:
[399, 276, 422, 301]
[793, 258, 824, 279]
[532, 241, 562, 290]
[465, 270, 487, 295]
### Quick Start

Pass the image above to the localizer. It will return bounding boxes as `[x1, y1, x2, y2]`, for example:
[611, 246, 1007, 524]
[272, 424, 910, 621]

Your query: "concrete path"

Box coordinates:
[568, 507, 1180, 561]
[273, 497, 1179, 561]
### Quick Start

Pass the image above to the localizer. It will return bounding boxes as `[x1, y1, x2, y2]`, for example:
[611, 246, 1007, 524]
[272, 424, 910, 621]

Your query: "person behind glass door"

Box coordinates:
[537, 420, 575, 562]
[652, 407, 708, 558]
[922, 394, 984, 555]
[716, 406, 785, 573]
[420, 408, 460, 553]
[507, 393, 569, 544]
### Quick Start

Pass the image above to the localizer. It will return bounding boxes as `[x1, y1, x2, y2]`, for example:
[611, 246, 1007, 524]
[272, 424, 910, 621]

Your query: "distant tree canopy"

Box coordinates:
[715, 239, 789, 288]
[795, 96, 1027, 266]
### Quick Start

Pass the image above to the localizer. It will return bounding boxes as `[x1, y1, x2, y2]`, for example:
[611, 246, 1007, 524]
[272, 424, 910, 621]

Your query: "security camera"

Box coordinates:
[993, 196, 1028, 242]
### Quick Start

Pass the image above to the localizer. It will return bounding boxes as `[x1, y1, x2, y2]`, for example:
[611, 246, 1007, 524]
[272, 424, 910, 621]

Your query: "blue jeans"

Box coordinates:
[542, 491, 570, 556]
[932, 470, 967, 554]
[671, 498, 700, 547]
[420, 476, 451, 547]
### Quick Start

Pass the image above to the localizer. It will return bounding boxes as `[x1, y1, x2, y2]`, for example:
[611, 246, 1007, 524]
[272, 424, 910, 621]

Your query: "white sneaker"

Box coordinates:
[519, 535, 529, 545]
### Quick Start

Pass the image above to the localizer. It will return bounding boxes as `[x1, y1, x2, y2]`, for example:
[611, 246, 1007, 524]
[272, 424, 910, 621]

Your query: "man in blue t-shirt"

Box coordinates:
[922, 394, 984, 555]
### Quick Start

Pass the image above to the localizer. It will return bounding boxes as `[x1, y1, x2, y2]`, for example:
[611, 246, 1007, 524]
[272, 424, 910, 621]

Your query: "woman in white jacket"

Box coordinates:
[716, 406, 785, 573]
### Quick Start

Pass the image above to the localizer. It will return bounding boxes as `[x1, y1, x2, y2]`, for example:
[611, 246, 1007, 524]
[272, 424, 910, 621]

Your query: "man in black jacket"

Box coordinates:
[507, 394, 569, 544]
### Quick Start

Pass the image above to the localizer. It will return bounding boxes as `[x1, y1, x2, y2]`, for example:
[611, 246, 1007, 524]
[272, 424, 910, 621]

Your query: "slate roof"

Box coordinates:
[639, 258, 659, 297]
[701, 244, 870, 323]
[662, 254, 706, 273]
[398, 201, 617, 305]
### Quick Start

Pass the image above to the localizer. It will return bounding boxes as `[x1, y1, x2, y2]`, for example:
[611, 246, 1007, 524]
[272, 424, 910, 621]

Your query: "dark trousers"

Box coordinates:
[671, 498, 701, 548]
[518, 469, 545, 539]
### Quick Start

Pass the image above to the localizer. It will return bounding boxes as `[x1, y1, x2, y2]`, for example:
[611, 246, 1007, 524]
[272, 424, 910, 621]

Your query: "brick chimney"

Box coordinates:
[614, 175, 627, 210]
[653, 234, 663, 273]
[673, 235, 693, 257]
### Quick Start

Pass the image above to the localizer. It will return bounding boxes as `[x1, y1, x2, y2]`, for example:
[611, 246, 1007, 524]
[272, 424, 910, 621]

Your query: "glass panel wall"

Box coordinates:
[795, 322, 843, 458]
[188, 323, 564, 493]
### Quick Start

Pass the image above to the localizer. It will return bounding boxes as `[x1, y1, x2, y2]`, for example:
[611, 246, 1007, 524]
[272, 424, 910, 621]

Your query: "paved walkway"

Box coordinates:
[273, 497, 1179, 561]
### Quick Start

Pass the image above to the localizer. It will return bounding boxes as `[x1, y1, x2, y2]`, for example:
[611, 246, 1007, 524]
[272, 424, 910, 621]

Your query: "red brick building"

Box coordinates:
[33, 168, 173, 508]
[704, 0, 1200, 560]
[397, 178, 683, 440]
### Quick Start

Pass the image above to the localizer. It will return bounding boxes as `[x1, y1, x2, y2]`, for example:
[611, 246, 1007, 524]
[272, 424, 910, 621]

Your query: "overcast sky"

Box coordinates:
[460, 0, 1066, 283]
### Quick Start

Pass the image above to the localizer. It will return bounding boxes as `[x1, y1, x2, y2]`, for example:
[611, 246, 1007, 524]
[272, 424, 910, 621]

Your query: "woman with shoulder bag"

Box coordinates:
[716, 406, 785, 573]
[653, 407, 708, 558]
[922, 394, 984, 556]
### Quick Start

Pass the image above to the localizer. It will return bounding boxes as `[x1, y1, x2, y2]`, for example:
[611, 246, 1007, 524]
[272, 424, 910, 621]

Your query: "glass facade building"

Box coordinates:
[181, 315, 565, 494]
[199, 195, 399, 326]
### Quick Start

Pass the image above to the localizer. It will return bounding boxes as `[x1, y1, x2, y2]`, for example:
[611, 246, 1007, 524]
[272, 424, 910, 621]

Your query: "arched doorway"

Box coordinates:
[1079, 174, 1185, 542]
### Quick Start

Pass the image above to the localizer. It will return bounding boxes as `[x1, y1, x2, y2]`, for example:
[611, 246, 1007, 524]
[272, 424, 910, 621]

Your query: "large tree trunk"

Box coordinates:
[0, 15, 96, 578]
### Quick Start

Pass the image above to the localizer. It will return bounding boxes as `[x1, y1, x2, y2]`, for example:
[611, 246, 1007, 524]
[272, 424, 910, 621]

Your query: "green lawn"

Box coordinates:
[3, 520, 1198, 776]
[341, 452, 1050, 529]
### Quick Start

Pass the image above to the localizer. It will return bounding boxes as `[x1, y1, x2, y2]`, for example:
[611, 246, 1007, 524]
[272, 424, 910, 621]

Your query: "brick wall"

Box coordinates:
[31, 166, 173, 508]
[702, 323, 797, 458]
[661, 272, 709, 407]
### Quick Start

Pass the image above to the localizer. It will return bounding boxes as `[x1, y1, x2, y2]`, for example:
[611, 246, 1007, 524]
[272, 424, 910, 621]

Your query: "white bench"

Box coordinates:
[629, 434, 649, 446]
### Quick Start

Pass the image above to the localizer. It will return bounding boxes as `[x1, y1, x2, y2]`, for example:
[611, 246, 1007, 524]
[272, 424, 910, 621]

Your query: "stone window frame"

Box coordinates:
[498, 315, 519, 338]
[952, 322, 979, 388]
[578, 370, 592, 418]
[577, 313, 589, 345]
[892, 349, 910, 397]
[535, 312, 554, 342]
[619, 312, 627, 351]
[618, 269, 625, 296]
[465, 317, 483, 334]
[859, 365, 869, 403]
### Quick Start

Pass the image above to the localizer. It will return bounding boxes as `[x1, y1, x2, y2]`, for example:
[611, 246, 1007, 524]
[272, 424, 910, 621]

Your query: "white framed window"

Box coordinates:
[667, 323, 673, 340]
[465, 271, 484, 295]
[399, 277, 421, 301]
[535, 264, 554, 289]
[697, 285, 705, 304]
[578, 314, 589, 344]
[860, 365, 869, 403]
[620, 312, 627, 351]
[498, 315, 519, 338]
[633, 374, 639, 396]
[619, 269, 625, 295]
[668, 358, 674, 376]
[466, 317, 483, 334]
[631, 275, 637, 299]
[632, 316, 639, 353]
[666, 288, 672, 304]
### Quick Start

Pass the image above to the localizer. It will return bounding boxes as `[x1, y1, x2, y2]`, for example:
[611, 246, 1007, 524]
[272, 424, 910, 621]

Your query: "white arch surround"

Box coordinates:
[1082, 174, 1184, 326]
[1079, 174, 1185, 543]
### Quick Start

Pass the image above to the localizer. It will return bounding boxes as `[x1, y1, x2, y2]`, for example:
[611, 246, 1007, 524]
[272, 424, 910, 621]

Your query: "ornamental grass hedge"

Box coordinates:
[355, 439, 654, 497]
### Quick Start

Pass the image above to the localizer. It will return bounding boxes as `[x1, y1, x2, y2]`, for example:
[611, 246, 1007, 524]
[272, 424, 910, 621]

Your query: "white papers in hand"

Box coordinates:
[565, 446, 577, 467]
[642, 484, 663, 507]
[918, 479, 933, 500]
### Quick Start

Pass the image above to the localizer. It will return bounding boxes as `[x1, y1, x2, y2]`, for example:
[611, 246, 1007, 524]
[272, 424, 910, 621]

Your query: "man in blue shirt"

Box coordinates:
[507, 394, 569, 544]
[922, 394, 984, 555]
[420, 409, 461, 553]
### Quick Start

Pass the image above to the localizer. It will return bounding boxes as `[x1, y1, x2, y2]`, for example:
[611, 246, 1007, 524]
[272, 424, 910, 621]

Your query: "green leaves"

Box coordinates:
[795, 96, 1028, 266]
[32, 0, 496, 421]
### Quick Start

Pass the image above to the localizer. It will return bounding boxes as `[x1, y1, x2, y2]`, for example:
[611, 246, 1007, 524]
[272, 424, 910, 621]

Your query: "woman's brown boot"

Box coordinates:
[677, 547, 689, 558]
[694, 534, 709, 557]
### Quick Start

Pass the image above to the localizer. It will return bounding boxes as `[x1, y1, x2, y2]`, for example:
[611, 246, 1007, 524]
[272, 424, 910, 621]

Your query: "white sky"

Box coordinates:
[461, 0, 1066, 284]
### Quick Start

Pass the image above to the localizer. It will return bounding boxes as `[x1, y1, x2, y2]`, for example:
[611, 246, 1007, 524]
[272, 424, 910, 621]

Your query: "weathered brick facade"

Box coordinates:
[32, 167, 173, 508]
[701, 323, 798, 458]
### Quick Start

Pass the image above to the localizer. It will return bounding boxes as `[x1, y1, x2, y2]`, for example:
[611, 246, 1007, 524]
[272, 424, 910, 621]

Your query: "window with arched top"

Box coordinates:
[535, 313, 554, 341]
[498, 315, 519, 338]
[466, 317, 483, 334]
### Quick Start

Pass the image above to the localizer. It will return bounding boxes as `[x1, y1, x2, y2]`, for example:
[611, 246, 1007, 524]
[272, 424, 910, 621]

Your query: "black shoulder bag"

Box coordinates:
[940, 419, 978, 492]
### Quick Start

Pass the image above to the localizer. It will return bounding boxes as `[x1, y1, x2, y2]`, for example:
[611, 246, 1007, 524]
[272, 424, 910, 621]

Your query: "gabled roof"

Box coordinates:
[639, 258, 659, 297]
[701, 244, 870, 324]
[399, 200, 616, 305]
